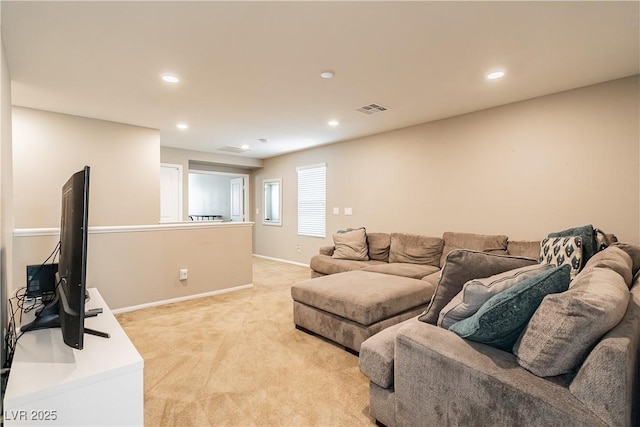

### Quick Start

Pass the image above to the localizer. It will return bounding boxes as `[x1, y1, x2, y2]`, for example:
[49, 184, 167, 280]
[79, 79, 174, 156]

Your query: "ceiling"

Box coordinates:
[2, 1, 639, 160]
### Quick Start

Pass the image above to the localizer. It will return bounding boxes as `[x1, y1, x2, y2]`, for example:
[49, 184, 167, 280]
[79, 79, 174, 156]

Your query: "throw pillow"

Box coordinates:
[513, 247, 632, 377]
[418, 250, 537, 325]
[539, 236, 583, 278]
[449, 265, 571, 351]
[440, 232, 509, 267]
[438, 263, 554, 330]
[594, 228, 617, 252]
[548, 224, 595, 266]
[388, 233, 443, 266]
[332, 228, 369, 261]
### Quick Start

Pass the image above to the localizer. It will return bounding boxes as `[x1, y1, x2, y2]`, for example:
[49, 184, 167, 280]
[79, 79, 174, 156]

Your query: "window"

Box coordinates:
[297, 163, 326, 237]
[263, 178, 282, 226]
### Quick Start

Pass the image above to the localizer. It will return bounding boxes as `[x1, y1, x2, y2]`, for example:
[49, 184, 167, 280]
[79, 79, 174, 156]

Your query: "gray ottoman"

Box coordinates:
[291, 270, 436, 353]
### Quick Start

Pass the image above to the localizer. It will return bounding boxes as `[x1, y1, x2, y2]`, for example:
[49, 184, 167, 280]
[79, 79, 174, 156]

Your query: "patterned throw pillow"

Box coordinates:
[548, 225, 595, 266]
[539, 236, 583, 278]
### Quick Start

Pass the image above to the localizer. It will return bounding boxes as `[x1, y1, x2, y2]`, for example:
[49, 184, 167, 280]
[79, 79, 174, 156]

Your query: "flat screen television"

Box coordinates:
[21, 166, 107, 349]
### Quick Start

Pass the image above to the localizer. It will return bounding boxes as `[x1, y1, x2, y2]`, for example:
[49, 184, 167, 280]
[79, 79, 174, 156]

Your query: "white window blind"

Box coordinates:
[297, 163, 326, 237]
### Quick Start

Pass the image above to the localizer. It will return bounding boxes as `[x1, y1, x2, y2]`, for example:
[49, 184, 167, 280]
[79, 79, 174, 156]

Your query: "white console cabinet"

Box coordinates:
[3, 289, 144, 426]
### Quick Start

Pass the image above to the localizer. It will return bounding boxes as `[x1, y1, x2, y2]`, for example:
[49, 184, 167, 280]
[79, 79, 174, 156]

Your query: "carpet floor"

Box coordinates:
[115, 257, 375, 426]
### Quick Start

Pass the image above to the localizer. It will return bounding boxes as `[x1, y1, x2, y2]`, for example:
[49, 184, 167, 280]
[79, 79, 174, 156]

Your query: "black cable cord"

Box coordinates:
[4, 242, 62, 368]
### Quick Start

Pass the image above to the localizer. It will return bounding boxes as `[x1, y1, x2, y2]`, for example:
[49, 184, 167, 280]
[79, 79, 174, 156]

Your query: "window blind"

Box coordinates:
[297, 164, 326, 237]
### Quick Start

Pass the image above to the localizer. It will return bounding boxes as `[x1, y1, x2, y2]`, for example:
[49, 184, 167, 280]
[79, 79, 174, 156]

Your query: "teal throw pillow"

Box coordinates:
[449, 265, 571, 351]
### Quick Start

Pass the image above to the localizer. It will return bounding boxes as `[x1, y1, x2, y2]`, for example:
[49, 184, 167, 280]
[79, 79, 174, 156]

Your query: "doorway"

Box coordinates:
[188, 171, 249, 222]
[160, 163, 183, 222]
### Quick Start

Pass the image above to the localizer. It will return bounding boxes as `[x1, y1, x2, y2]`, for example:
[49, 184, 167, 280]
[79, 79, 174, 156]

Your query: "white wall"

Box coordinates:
[188, 172, 232, 220]
[253, 76, 640, 264]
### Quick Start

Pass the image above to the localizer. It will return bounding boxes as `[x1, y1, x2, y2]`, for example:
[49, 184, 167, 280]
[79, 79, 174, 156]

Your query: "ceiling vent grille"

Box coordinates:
[356, 103, 389, 115]
[217, 145, 250, 153]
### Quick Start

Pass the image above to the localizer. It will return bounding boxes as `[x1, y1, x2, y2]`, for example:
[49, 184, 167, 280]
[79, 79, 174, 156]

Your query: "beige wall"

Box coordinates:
[253, 76, 640, 264]
[12, 107, 160, 227]
[11, 111, 255, 311]
[12, 223, 253, 310]
[1, 10, 15, 366]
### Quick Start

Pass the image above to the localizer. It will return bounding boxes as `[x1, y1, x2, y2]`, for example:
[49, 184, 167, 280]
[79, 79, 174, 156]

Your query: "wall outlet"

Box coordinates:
[333, 207, 340, 215]
[296, 245, 301, 253]
[179, 268, 188, 280]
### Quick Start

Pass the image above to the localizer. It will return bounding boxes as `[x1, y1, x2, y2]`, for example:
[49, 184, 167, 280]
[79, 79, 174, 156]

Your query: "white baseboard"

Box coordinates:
[252, 254, 310, 268]
[111, 283, 253, 314]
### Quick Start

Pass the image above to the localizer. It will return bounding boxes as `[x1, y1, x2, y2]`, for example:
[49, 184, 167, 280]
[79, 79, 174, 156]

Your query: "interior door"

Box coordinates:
[230, 177, 245, 222]
[160, 164, 182, 222]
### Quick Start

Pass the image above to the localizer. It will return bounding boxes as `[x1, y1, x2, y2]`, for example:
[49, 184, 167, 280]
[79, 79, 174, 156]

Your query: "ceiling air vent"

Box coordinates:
[217, 145, 250, 153]
[356, 103, 389, 115]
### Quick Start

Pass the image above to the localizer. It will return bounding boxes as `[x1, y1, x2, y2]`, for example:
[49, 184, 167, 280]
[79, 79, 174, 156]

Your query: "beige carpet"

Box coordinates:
[115, 257, 375, 426]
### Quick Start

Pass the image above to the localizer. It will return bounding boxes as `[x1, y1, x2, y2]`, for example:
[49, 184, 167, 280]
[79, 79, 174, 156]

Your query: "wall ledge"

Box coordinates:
[14, 221, 254, 237]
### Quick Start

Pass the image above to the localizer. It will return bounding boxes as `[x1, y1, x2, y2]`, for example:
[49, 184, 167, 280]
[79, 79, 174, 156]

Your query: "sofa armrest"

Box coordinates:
[570, 279, 640, 427]
[393, 321, 605, 427]
[319, 245, 335, 256]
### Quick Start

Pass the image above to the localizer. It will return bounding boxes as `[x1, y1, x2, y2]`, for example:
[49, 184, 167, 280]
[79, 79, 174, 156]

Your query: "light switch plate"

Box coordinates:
[344, 207, 353, 216]
[333, 207, 340, 215]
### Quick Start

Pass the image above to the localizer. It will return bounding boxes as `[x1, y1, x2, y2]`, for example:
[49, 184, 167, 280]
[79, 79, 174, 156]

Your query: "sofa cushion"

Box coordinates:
[449, 265, 571, 351]
[362, 263, 440, 280]
[438, 263, 554, 330]
[440, 232, 508, 267]
[507, 240, 541, 260]
[367, 232, 391, 262]
[513, 247, 632, 377]
[388, 233, 443, 266]
[611, 242, 640, 276]
[548, 224, 596, 267]
[291, 271, 436, 326]
[359, 317, 417, 388]
[539, 236, 583, 278]
[332, 228, 369, 261]
[419, 250, 537, 324]
[310, 254, 385, 276]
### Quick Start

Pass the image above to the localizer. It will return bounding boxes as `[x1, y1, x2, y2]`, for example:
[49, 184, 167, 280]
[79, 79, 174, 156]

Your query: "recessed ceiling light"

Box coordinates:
[328, 120, 339, 126]
[240, 144, 250, 150]
[177, 123, 188, 130]
[162, 75, 179, 83]
[487, 71, 505, 80]
[320, 71, 334, 79]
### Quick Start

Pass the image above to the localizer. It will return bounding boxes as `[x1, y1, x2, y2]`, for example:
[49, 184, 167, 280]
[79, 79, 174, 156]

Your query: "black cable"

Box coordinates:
[25, 241, 61, 292]
[4, 242, 62, 367]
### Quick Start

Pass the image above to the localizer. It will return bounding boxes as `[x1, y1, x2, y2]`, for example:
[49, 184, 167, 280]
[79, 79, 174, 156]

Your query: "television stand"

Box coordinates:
[84, 327, 110, 339]
[3, 288, 143, 426]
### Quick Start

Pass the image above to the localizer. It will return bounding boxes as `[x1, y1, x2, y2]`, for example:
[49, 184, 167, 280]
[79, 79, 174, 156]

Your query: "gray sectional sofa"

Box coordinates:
[293, 230, 541, 352]
[291, 226, 638, 426]
[359, 242, 640, 426]
[309, 230, 541, 281]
